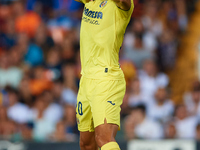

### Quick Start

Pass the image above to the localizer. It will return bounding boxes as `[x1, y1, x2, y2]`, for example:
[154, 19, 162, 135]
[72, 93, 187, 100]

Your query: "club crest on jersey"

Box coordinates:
[99, 1, 107, 8]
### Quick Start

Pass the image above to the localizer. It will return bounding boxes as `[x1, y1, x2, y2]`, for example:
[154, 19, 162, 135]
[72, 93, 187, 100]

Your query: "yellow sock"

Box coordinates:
[101, 142, 120, 150]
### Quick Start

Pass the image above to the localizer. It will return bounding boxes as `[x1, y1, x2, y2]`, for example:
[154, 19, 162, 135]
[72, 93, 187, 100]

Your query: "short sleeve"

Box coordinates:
[116, 0, 134, 19]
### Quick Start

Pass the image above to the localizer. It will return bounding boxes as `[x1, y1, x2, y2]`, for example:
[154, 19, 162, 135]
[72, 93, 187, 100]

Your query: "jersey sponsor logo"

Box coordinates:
[83, 7, 103, 19]
[107, 101, 115, 105]
[82, 17, 100, 25]
[99, 1, 107, 8]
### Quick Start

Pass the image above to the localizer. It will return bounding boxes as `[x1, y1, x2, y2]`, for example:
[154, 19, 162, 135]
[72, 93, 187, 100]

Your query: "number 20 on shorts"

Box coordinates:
[77, 101, 83, 115]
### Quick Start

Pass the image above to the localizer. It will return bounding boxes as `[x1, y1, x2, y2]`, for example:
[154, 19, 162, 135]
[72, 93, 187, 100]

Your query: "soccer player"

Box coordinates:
[75, 0, 134, 149]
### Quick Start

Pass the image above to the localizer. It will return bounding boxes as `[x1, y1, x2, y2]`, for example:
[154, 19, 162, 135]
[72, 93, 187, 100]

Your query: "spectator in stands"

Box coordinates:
[0, 19, 16, 49]
[18, 77, 33, 107]
[174, 105, 198, 139]
[51, 79, 65, 101]
[164, 121, 177, 139]
[0, 121, 17, 140]
[127, 78, 150, 107]
[124, 104, 163, 140]
[0, 106, 7, 122]
[9, 46, 24, 68]
[30, 90, 63, 125]
[62, 63, 78, 106]
[123, 33, 153, 69]
[49, 105, 77, 142]
[33, 23, 54, 56]
[157, 29, 177, 71]
[159, 0, 187, 33]
[124, 19, 157, 53]
[20, 124, 33, 141]
[0, 52, 23, 88]
[26, 0, 83, 16]
[13, 1, 41, 38]
[16, 32, 44, 67]
[138, 59, 169, 98]
[42, 90, 63, 124]
[29, 66, 53, 96]
[63, 105, 76, 133]
[184, 81, 200, 116]
[175, 0, 188, 31]
[6, 87, 30, 124]
[31, 95, 55, 141]
[24, 43, 44, 67]
[45, 47, 62, 80]
[49, 121, 76, 142]
[0, 106, 18, 140]
[142, 0, 163, 37]
[147, 88, 174, 124]
[61, 36, 78, 63]
[52, 78, 77, 107]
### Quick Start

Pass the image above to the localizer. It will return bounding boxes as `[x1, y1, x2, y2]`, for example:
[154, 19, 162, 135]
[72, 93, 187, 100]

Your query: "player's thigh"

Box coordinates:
[76, 77, 94, 132]
[91, 78, 126, 129]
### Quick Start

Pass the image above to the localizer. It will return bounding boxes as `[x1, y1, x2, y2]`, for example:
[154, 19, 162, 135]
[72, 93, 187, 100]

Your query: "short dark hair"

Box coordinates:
[5, 86, 19, 96]
[131, 104, 146, 115]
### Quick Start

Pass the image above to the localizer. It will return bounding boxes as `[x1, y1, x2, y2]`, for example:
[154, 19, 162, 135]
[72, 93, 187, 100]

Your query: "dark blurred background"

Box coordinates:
[0, 0, 200, 148]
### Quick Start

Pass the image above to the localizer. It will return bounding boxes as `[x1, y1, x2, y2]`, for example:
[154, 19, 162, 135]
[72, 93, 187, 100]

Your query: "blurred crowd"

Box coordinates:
[0, 0, 199, 142]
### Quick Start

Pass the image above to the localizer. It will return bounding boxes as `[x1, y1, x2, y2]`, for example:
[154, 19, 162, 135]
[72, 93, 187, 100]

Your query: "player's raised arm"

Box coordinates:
[113, 0, 132, 11]
[74, 0, 91, 4]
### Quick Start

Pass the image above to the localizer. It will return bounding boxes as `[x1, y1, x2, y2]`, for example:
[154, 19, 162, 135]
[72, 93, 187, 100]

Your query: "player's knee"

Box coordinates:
[95, 133, 113, 147]
[80, 140, 84, 148]
[80, 140, 92, 150]
[80, 139, 96, 150]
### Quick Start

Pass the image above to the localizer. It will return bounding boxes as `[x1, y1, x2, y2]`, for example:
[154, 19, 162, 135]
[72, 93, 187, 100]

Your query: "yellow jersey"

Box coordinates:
[80, 0, 134, 80]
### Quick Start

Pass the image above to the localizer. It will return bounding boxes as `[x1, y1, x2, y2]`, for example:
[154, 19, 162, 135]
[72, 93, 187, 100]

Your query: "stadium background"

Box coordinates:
[0, 0, 200, 149]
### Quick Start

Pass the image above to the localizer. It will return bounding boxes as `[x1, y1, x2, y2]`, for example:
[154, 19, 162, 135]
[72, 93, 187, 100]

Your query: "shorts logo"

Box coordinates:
[77, 118, 80, 124]
[107, 101, 115, 105]
[99, 1, 107, 8]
